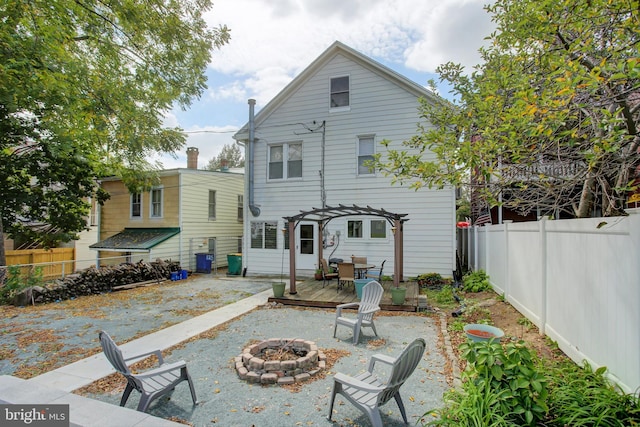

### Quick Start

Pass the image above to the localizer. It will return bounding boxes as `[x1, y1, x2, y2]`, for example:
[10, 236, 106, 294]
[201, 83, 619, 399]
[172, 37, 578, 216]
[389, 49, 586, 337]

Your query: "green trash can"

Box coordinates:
[227, 253, 242, 275]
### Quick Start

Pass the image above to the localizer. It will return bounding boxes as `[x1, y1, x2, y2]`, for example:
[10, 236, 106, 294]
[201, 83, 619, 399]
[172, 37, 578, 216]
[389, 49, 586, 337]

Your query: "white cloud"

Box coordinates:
[156, 0, 496, 169]
[404, 0, 495, 73]
[162, 110, 180, 128]
[204, 0, 494, 109]
[207, 80, 247, 103]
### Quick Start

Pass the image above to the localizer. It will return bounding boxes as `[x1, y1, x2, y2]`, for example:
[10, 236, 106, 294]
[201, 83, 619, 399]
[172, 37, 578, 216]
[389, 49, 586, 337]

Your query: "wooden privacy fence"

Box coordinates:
[5, 248, 75, 280]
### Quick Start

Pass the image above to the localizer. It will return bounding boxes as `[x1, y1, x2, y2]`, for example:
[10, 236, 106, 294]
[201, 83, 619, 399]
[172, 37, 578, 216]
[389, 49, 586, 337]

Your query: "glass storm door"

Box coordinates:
[297, 223, 316, 270]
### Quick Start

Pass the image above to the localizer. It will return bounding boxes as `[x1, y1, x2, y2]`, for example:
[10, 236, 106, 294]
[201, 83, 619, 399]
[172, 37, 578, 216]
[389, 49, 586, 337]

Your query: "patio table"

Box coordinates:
[354, 263, 375, 279]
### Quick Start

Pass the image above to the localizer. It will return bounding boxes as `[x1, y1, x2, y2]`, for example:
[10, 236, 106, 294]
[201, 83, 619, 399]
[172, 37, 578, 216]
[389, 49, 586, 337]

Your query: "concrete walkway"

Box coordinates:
[0, 289, 272, 426]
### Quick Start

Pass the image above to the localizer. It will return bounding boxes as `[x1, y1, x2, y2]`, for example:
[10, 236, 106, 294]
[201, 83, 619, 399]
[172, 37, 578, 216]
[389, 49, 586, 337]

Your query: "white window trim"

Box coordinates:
[357, 134, 376, 177]
[329, 74, 351, 112]
[237, 195, 244, 222]
[208, 190, 216, 220]
[345, 218, 389, 242]
[130, 193, 143, 219]
[149, 186, 164, 219]
[267, 141, 303, 182]
[369, 219, 387, 239]
[250, 221, 278, 249]
[346, 219, 364, 240]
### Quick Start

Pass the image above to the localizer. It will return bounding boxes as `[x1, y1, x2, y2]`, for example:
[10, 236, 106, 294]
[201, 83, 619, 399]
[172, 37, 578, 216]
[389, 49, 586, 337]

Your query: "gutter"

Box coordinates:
[247, 99, 260, 217]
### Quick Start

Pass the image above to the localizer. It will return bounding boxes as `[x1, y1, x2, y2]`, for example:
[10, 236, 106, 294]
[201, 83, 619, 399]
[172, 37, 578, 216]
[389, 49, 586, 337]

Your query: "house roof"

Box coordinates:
[232, 40, 445, 141]
[90, 228, 180, 252]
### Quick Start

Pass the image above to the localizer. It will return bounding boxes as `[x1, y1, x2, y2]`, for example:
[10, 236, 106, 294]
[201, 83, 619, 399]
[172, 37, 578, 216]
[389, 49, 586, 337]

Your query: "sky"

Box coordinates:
[154, 0, 496, 169]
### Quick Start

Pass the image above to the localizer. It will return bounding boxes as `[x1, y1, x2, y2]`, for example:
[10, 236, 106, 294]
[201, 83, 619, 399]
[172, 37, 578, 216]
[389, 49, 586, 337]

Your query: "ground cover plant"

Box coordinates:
[421, 275, 640, 426]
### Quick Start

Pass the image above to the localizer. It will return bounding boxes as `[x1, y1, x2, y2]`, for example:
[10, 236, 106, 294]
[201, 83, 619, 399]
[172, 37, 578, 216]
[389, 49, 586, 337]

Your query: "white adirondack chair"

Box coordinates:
[327, 338, 426, 427]
[99, 330, 198, 413]
[333, 280, 383, 344]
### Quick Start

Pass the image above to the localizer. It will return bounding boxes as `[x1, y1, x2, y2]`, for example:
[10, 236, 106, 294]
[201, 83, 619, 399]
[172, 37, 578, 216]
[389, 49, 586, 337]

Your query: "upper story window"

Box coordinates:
[209, 190, 216, 220]
[269, 142, 302, 180]
[130, 193, 142, 218]
[358, 136, 375, 175]
[330, 76, 349, 109]
[150, 187, 163, 218]
[237, 195, 243, 222]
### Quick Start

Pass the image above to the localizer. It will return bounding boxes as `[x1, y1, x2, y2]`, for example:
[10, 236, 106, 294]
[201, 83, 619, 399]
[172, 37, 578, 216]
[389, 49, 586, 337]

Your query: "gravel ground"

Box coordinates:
[0, 274, 450, 426]
[82, 306, 449, 427]
[0, 275, 274, 377]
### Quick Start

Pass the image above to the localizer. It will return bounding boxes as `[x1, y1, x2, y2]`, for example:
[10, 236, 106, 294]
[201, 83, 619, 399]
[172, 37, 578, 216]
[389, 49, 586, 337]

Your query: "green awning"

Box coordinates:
[90, 228, 180, 252]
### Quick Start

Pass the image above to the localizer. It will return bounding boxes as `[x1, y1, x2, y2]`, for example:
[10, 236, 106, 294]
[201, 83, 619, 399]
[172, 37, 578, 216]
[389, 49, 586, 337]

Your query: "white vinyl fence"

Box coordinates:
[462, 209, 640, 393]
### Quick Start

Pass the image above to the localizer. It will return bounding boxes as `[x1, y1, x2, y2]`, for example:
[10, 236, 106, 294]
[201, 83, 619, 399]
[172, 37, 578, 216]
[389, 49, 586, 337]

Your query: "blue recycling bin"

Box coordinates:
[354, 279, 369, 299]
[195, 253, 214, 273]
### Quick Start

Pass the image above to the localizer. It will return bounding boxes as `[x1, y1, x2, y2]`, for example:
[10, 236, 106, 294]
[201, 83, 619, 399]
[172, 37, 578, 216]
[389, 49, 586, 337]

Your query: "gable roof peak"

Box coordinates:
[233, 40, 441, 140]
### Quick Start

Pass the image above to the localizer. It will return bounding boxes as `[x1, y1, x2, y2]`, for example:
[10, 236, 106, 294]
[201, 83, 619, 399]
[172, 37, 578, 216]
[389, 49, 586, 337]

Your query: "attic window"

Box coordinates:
[330, 76, 349, 108]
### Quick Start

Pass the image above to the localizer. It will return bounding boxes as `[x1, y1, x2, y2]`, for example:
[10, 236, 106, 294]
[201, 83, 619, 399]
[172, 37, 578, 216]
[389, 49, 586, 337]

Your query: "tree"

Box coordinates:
[376, 0, 639, 219]
[0, 0, 230, 265]
[205, 143, 245, 170]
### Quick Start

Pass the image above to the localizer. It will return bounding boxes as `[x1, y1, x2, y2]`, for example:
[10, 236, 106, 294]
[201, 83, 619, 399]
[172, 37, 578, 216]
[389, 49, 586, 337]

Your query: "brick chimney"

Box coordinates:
[186, 147, 198, 169]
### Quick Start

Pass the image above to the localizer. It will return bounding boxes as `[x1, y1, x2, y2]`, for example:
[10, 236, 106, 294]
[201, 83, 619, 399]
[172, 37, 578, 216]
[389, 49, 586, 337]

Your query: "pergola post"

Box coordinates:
[288, 220, 297, 294]
[393, 218, 401, 287]
[399, 219, 404, 282]
[318, 221, 325, 269]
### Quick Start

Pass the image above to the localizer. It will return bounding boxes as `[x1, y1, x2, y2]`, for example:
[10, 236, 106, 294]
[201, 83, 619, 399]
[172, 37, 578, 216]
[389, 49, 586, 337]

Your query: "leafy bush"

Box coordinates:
[417, 272, 445, 288]
[463, 340, 549, 426]
[423, 378, 511, 426]
[424, 340, 549, 426]
[434, 285, 456, 305]
[547, 361, 640, 426]
[0, 266, 43, 304]
[463, 270, 491, 292]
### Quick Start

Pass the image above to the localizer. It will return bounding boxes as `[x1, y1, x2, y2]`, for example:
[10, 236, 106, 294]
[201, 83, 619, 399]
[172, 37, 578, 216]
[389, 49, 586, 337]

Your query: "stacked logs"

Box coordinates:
[12, 259, 181, 306]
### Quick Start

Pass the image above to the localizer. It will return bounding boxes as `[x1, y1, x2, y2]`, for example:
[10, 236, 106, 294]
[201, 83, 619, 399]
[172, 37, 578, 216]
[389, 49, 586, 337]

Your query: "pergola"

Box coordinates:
[282, 204, 409, 294]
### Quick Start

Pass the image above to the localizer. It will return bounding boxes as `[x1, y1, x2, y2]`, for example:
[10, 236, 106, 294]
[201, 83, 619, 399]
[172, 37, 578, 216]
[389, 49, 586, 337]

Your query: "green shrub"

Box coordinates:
[0, 266, 43, 304]
[423, 340, 548, 426]
[462, 340, 548, 426]
[417, 272, 445, 288]
[463, 270, 491, 292]
[435, 285, 456, 305]
[423, 379, 511, 426]
[547, 361, 640, 426]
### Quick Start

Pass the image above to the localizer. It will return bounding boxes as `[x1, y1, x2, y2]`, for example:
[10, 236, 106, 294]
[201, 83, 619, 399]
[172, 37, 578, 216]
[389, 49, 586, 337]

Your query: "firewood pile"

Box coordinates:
[12, 259, 181, 306]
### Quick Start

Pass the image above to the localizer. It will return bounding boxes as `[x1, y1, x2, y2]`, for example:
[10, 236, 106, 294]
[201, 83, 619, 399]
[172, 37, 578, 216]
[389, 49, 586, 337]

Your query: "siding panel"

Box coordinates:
[240, 46, 455, 277]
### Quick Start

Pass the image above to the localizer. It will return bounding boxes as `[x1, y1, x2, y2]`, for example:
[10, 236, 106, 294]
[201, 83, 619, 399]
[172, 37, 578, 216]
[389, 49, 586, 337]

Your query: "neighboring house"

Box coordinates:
[90, 148, 244, 271]
[73, 196, 100, 270]
[233, 41, 456, 278]
[471, 159, 594, 225]
[4, 196, 98, 272]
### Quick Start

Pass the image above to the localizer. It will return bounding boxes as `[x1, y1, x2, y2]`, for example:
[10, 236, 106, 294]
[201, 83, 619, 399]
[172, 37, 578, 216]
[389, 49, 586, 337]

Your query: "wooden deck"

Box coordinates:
[268, 278, 422, 312]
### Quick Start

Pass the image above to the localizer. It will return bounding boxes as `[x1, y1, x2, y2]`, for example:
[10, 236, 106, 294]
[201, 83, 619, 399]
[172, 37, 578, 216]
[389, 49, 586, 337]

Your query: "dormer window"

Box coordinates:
[330, 76, 349, 108]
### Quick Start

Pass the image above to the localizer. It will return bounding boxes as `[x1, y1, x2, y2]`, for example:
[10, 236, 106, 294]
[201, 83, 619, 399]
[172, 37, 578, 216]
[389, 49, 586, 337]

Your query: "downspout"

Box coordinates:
[320, 121, 326, 209]
[248, 99, 260, 217]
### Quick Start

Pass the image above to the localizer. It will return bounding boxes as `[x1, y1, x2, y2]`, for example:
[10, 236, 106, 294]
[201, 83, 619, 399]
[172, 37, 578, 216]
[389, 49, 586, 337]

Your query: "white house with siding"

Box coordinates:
[233, 41, 456, 278]
[91, 148, 244, 272]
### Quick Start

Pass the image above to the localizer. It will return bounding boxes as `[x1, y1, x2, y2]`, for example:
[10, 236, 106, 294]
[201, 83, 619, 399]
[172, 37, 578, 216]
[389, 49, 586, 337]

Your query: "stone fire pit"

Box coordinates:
[234, 338, 326, 385]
